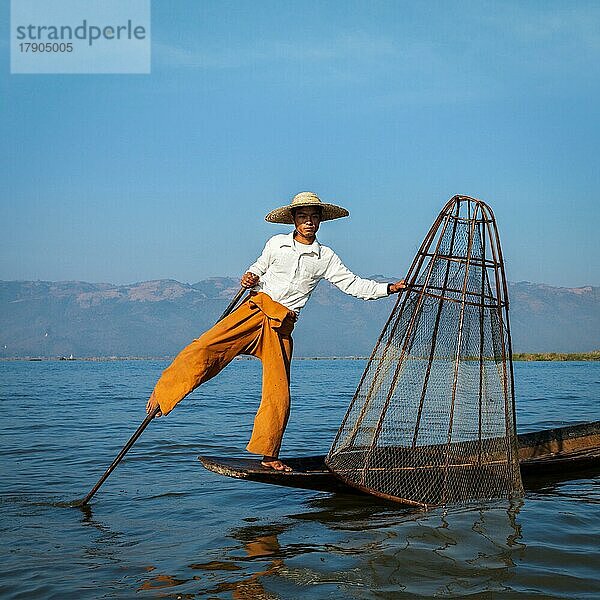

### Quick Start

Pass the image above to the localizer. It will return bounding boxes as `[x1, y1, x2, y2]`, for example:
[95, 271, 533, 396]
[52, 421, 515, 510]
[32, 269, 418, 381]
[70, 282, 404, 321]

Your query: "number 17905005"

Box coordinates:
[19, 42, 73, 52]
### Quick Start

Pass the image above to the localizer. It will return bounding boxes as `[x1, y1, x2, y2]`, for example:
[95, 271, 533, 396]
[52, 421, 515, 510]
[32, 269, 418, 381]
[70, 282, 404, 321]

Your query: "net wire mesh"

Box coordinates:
[326, 196, 524, 507]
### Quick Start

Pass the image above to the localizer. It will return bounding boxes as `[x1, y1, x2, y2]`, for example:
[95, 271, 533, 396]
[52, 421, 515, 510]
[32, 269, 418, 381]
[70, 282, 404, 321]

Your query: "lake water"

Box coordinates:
[1, 359, 598, 599]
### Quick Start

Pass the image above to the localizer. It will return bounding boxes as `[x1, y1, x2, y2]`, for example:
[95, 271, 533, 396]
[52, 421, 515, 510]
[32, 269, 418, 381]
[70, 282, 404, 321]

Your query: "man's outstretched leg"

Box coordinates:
[145, 300, 262, 417]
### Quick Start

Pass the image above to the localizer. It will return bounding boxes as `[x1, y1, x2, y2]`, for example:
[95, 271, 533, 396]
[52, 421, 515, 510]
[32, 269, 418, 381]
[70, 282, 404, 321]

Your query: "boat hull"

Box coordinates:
[199, 421, 600, 498]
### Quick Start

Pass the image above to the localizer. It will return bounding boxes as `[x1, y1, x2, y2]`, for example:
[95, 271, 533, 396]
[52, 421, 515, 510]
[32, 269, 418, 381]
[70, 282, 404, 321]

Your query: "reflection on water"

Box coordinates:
[197, 531, 284, 599]
[524, 468, 600, 502]
[133, 495, 527, 598]
[0, 360, 599, 598]
[138, 524, 288, 598]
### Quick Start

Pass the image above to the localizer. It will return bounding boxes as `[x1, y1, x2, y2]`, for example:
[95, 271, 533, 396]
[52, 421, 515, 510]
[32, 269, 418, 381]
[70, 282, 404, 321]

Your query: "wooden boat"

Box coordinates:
[199, 421, 600, 496]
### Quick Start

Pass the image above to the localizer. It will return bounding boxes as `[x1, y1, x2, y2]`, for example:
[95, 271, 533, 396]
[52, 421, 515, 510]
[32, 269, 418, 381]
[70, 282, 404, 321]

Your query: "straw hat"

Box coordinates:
[265, 191, 349, 224]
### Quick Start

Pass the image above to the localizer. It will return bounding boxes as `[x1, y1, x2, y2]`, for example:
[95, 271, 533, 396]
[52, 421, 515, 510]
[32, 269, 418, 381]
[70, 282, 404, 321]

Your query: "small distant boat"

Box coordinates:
[59, 354, 76, 361]
[199, 421, 600, 497]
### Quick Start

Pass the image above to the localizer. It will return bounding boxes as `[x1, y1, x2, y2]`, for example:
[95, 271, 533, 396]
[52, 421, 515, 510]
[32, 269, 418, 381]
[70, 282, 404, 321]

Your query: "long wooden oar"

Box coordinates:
[74, 286, 247, 507]
[217, 287, 246, 321]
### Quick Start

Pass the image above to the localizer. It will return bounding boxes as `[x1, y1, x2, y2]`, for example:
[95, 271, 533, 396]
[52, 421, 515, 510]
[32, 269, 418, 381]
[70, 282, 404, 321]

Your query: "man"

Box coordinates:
[146, 192, 405, 471]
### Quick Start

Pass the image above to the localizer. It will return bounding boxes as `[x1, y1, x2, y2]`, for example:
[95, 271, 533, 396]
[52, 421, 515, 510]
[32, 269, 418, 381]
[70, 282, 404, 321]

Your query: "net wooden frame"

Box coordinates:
[326, 196, 524, 508]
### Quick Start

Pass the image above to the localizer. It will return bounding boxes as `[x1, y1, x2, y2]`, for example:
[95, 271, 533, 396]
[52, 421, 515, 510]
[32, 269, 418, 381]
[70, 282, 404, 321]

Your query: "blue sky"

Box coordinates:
[2, 0, 599, 287]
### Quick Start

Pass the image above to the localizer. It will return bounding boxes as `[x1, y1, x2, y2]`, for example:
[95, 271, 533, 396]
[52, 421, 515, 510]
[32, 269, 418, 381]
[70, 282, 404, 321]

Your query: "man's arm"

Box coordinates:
[241, 238, 272, 288]
[323, 252, 405, 299]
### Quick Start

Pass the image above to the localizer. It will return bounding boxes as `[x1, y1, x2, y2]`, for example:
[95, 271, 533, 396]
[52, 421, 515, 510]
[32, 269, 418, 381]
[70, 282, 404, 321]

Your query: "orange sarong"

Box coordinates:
[152, 292, 295, 457]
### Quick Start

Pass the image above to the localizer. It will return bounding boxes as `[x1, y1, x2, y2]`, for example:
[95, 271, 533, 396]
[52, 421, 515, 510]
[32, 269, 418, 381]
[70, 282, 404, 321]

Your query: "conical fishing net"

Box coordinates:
[326, 196, 523, 507]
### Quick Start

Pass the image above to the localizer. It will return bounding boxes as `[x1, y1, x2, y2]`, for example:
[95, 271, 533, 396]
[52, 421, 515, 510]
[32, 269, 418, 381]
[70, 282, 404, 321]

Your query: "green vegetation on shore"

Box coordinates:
[512, 350, 600, 362]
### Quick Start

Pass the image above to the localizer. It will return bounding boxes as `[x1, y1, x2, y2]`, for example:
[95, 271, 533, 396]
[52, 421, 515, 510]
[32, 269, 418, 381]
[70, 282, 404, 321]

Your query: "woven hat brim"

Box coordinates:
[265, 202, 349, 224]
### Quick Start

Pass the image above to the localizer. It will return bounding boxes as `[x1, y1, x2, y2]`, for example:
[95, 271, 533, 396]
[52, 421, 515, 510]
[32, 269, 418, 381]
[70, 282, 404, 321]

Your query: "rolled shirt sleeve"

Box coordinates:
[323, 252, 389, 300]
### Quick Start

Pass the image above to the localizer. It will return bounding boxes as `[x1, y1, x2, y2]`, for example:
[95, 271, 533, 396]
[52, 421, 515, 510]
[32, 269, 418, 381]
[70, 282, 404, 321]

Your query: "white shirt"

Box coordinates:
[247, 232, 389, 313]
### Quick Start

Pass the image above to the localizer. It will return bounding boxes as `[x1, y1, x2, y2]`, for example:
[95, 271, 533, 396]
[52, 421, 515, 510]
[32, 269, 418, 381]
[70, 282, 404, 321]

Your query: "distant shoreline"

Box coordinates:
[2, 351, 599, 362]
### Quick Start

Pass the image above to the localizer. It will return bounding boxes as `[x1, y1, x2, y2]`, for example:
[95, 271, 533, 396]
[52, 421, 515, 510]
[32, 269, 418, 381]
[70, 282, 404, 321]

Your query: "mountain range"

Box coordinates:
[0, 278, 598, 358]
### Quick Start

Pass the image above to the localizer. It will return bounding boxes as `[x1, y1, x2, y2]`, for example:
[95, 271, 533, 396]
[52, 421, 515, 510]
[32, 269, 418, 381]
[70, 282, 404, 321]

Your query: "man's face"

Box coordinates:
[293, 207, 321, 239]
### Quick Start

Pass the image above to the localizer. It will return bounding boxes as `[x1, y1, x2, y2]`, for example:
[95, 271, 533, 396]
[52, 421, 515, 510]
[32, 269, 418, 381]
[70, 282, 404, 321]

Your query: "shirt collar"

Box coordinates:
[280, 231, 321, 258]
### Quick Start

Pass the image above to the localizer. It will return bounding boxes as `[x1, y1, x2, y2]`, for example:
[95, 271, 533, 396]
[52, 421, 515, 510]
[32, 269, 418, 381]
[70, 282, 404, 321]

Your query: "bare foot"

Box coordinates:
[146, 391, 162, 417]
[261, 456, 292, 472]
